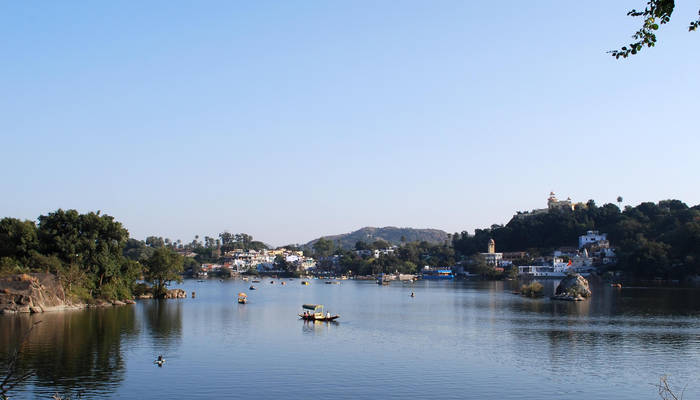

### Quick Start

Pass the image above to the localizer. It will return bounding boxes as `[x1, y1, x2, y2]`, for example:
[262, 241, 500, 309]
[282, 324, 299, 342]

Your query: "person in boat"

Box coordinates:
[326, 312, 330, 319]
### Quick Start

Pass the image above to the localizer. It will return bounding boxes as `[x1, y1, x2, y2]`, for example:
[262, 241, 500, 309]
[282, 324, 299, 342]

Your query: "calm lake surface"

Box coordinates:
[2, 279, 700, 399]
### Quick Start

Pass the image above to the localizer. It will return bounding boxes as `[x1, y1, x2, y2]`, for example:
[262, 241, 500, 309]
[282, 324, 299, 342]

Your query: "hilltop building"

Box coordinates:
[514, 192, 578, 219]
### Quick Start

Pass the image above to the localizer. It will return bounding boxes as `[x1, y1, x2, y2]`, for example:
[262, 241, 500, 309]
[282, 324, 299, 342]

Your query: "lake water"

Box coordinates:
[2, 279, 700, 399]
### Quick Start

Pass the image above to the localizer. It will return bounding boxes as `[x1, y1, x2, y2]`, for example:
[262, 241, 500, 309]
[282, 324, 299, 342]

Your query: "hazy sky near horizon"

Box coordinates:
[1, 1, 699, 246]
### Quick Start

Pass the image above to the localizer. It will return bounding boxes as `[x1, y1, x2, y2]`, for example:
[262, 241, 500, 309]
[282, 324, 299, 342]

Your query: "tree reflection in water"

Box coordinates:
[142, 300, 183, 349]
[0, 306, 137, 398]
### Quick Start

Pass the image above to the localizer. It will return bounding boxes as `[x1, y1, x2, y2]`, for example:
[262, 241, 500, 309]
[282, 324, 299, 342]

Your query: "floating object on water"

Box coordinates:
[154, 355, 165, 366]
[249, 285, 256, 290]
[410, 292, 415, 297]
[238, 292, 247, 304]
[281, 281, 286, 285]
[301, 281, 310, 285]
[299, 304, 339, 321]
[611, 283, 622, 289]
[191, 291, 196, 298]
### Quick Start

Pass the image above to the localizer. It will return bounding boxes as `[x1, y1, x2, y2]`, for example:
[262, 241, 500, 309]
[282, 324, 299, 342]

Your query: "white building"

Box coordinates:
[579, 231, 607, 249]
[481, 238, 503, 267]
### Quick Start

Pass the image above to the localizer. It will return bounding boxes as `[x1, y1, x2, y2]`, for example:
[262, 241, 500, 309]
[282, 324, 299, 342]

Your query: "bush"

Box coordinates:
[133, 282, 152, 296]
[521, 281, 544, 298]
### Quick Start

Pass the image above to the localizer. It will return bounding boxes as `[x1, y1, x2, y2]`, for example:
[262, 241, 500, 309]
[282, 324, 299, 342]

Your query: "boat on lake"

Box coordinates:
[237, 292, 247, 304]
[298, 304, 339, 321]
[249, 285, 256, 290]
[301, 281, 310, 285]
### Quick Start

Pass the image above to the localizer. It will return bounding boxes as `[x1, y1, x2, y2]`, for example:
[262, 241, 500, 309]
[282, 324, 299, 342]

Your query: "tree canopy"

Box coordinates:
[144, 247, 184, 298]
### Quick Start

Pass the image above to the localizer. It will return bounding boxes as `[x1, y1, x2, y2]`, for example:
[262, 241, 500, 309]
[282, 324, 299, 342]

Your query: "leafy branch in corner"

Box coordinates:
[0, 321, 42, 400]
[610, 0, 699, 58]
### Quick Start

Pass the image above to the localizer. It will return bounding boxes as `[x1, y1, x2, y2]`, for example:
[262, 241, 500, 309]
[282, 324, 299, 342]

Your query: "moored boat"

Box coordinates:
[249, 285, 256, 290]
[237, 292, 247, 304]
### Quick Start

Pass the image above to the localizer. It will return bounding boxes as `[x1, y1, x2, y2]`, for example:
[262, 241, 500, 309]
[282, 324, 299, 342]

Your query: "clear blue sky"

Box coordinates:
[1, 1, 699, 246]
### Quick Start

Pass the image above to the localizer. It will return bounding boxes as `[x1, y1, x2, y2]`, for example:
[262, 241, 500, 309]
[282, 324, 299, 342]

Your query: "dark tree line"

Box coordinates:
[0, 209, 186, 300]
[452, 200, 700, 281]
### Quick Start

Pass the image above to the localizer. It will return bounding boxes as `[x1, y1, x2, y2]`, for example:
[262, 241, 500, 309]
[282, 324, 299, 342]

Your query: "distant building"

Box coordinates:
[481, 238, 503, 267]
[547, 192, 574, 211]
[515, 192, 577, 219]
[579, 231, 607, 249]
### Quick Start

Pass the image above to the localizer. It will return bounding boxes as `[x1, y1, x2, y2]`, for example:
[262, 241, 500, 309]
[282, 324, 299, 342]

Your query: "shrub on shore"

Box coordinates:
[521, 281, 544, 298]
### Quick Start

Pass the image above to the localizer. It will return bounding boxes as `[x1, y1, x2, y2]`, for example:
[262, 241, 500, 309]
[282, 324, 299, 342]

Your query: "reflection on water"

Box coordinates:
[1, 279, 699, 400]
[142, 300, 183, 349]
[301, 320, 339, 336]
[0, 306, 137, 398]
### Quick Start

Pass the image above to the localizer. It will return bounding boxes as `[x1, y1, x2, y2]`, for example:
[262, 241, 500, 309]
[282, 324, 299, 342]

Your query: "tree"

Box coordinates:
[37, 209, 130, 298]
[144, 247, 184, 298]
[145, 236, 165, 248]
[312, 237, 334, 258]
[611, 0, 699, 58]
[0, 218, 38, 263]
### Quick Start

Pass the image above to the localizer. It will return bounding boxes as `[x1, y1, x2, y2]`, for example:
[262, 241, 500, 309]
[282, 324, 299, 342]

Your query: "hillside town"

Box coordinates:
[188, 248, 317, 277]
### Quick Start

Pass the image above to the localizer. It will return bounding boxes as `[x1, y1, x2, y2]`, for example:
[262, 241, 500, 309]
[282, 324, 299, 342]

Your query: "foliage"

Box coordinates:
[521, 281, 544, 298]
[332, 241, 454, 276]
[0, 218, 38, 263]
[453, 199, 700, 282]
[144, 247, 183, 298]
[312, 237, 335, 258]
[611, 0, 699, 58]
[219, 232, 268, 253]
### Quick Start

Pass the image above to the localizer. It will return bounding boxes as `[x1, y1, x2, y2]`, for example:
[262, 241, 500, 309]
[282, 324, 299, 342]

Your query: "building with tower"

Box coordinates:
[481, 238, 503, 267]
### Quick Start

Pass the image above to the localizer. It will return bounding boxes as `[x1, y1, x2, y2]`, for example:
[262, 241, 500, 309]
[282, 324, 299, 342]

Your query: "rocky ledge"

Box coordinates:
[0, 273, 135, 314]
[1, 273, 75, 314]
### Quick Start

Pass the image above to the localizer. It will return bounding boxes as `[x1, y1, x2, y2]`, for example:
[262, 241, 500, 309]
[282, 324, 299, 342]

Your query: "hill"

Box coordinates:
[305, 226, 449, 249]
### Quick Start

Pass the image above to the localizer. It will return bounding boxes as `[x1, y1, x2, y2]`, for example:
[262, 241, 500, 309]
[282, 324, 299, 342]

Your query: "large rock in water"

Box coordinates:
[554, 273, 592, 301]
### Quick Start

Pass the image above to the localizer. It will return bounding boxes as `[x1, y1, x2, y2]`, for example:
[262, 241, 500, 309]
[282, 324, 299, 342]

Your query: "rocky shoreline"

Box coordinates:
[0, 273, 182, 315]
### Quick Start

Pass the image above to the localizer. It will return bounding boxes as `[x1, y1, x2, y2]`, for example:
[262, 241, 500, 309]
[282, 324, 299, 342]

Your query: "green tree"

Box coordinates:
[611, 0, 700, 58]
[0, 218, 38, 263]
[144, 247, 184, 298]
[37, 209, 130, 298]
[312, 237, 334, 258]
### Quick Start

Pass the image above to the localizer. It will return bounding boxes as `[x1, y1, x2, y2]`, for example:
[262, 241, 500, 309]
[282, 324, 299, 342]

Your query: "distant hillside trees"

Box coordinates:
[453, 200, 700, 281]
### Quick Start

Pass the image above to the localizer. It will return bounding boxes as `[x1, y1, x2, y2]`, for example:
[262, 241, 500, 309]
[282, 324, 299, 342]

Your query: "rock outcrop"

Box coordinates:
[0, 273, 75, 314]
[553, 273, 592, 301]
[165, 288, 187, 299]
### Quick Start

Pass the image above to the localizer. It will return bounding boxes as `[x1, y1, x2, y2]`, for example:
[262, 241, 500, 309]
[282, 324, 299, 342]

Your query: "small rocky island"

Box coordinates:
[552, 273, 592, 301]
